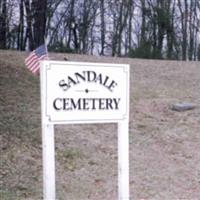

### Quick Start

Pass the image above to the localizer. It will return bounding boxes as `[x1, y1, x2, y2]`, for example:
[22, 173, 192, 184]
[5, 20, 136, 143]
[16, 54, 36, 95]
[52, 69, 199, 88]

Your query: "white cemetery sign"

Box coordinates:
[40, 61, 130, 200]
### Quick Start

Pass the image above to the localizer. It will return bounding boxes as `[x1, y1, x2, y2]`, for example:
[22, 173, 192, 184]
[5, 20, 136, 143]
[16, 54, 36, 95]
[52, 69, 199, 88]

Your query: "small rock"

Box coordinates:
[171, 103, 196, 112]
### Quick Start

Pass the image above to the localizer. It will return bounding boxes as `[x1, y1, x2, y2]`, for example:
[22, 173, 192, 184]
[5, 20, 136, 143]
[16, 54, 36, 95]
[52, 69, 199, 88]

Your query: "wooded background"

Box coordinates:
[0, 0, 199, 60]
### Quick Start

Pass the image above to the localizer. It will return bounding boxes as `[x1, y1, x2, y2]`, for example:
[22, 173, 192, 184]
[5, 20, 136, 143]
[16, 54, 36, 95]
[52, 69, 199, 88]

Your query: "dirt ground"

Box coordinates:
[0, 50, 200, 200]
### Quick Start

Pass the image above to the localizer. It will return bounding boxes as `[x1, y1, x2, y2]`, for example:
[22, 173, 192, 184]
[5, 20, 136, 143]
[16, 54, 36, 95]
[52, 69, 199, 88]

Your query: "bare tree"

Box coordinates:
[100, 0, 105, 55]
[188, 0, 199, 60]
[17, 0, 24, 50]
[32, 0, 47, 47]
[1, 0, 200, 60]
[66, 0, 75, 50]
[178, 0, 188, 60]
[0, 0, 7, 49]
[24, 0, 34, 50]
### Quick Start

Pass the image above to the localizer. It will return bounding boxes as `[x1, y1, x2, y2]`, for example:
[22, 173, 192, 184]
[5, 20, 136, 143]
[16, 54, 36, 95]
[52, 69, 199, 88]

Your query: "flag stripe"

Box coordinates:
[25, 44, 48, 74]
[29, 55, 49, 73]
[25, 52, 35, 63]
[26, 56, 38, 68]
[29, 60, 39, 71]
[30, 55, 48, 70]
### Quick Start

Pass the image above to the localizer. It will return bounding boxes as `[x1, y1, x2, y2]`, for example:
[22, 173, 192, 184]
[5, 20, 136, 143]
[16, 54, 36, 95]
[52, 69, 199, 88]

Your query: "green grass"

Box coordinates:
[56, 148, 82, 171]
[0, 190, 16, 200]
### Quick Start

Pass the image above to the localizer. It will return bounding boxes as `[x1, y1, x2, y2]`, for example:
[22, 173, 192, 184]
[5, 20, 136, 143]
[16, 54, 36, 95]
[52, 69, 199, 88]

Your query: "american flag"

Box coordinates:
[25, 44, 49, 74]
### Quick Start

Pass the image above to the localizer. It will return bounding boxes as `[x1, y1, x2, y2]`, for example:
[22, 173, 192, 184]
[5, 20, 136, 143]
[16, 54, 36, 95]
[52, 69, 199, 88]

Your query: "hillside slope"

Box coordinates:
[0, 50, 200, 200]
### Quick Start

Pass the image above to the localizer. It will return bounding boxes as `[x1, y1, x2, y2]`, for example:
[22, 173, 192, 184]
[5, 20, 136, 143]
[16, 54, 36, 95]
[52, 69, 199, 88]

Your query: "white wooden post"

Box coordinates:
[40, 62, 56, 200]
[42, 123, 56, 200]
[118, 119, 129, 200]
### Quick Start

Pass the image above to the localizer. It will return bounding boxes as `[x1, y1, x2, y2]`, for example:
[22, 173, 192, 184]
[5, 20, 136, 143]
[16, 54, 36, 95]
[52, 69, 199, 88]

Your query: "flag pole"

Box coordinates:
[44, 36, 49, 59]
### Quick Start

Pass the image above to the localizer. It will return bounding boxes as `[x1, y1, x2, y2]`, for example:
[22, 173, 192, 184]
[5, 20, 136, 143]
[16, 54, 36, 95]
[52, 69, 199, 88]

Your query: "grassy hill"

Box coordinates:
[0, 50, 200, 200]
[0, 51, 42, 199]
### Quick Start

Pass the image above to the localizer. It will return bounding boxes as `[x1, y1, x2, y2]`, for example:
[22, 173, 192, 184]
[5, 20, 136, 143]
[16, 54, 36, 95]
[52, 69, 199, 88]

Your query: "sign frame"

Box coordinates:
[40, 61, 130, 200]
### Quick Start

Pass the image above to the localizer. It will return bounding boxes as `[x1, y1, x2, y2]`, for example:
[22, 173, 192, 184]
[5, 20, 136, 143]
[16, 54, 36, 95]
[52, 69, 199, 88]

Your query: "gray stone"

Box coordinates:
[171, 103, 196, 112]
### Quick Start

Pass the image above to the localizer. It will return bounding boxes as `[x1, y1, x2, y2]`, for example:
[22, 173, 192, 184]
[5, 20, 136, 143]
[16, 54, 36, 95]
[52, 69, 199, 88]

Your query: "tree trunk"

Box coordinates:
[128, 0, 133, 51]
[140, 0, 146, 47]
[100, 0, 105, 55]
[73, 23, 79, 53]
[18, 0, 24, 50]
[67, 0, 75, 49]
[166, 0, 174, 59]
[0, 0, 7, 49]
[183, 0, 188, 60]
[32, 0, 47, 48]
[178, 0, 188, 60]
[156, 0, 166, 59]
[117, 1, 123, 56]
[24, 0, 34, 50]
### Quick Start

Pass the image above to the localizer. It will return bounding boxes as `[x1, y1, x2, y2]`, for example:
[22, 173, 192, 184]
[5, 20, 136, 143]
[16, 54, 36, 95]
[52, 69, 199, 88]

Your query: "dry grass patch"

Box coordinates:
[1, 50, 200, 199]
